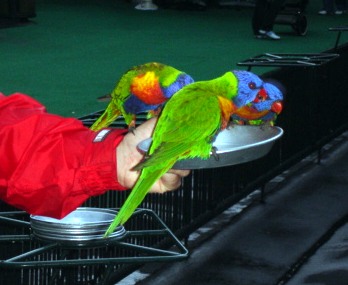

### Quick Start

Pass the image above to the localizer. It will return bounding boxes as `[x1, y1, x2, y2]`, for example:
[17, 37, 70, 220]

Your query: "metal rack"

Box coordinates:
[237, 53, 340, 70]
[0, 209, 188, 284]
[329, 26, 348, 49]
[237, 52, 340, 164]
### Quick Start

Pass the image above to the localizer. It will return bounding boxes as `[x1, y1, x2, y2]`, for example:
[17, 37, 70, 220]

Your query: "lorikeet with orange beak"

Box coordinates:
[104, 70, 265, 236]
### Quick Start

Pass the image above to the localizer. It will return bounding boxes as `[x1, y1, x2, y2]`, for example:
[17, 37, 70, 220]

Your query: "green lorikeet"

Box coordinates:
[90, 62, 194, 131]
[104, 70, 266, 236]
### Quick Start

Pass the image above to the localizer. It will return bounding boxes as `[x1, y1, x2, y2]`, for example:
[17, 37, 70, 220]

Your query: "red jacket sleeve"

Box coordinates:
[0, 92, 128, 218]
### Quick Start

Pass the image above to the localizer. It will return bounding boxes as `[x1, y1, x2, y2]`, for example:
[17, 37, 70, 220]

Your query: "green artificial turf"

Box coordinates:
[0, 0, 347, 117]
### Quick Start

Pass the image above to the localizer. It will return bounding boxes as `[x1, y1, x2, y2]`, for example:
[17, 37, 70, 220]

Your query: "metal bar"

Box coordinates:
[113, 241, 186, 257]
[0, 235, 31, 242]
[329, 26, 348, 49]
[335, 31, 342, 49]
[1, 254, 189, 268]
[128, 209, 189, 254]
[4, 243, 58, 262]
[125, 229, 169, 237]
[264, 53, 282, 59]
[0, 211, 27, 215]
[0, 216, 30, 227]
[136, 208, 173, 230]
[296, 60, 317, 66]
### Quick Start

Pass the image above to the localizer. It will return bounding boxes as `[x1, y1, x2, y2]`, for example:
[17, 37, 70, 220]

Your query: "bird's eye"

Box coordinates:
[248, 82, 257, 90]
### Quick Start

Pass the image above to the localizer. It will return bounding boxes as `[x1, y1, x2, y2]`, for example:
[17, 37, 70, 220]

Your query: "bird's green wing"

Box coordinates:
[139, 83, 224, 169]
[104, 79, 230, 236]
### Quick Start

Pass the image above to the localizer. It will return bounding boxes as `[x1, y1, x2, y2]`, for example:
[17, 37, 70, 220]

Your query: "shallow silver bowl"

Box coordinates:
[137, 125, 283, 169]
[30, 208, 126, 245]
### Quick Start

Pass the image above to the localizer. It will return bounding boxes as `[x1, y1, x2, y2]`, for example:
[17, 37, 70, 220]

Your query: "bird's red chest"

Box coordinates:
[130, 72, 167, 105]
[235, 105, 269, 120]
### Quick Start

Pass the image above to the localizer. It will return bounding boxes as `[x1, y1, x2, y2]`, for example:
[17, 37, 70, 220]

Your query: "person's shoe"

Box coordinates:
[256, 30, 280, 40]
[335, 10, 343, 15]
[318, 10, 328, 15]
[255, 34, 264, 39]
[255, 29, 265, 39]
[265, 31, 280, 40]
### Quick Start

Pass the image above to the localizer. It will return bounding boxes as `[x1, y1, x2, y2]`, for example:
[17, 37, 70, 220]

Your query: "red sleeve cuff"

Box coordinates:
[74, 128, 129, 196]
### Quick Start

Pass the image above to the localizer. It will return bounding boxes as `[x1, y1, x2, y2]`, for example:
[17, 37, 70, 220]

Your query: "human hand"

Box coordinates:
[116, 118, 191, 193]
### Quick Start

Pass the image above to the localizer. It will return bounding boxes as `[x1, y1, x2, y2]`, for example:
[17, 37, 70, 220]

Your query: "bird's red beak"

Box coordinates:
[271, 101, 283, 114]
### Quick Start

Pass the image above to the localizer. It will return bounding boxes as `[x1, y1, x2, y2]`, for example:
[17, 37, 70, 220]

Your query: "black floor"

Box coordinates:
[119, 132, 348, 285]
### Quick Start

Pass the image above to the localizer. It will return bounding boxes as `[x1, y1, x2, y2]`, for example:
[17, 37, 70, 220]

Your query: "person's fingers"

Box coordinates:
[116, 118, 157, 188]
[149, 169, 191, 194]
[131, 117, 157, 142]
[149, 172, 181, 194]
[167, 168, 191, 177]
[117, 117, 191, 192]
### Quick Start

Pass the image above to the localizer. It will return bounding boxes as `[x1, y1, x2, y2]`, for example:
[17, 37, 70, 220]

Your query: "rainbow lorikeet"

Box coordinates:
[90, 62, 194, 131]
[232, 82, 283, 125]
[104, 70, 266, 236]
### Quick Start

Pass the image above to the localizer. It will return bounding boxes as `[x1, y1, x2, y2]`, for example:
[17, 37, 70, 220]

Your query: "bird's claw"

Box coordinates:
[128, 117, 137, 135]
[128, 126, 136, 135]
[260, 121, 273, 131]
[227, 121, 238, 129]
[97, 93, 112, 102]
[211, 146, 219, 161]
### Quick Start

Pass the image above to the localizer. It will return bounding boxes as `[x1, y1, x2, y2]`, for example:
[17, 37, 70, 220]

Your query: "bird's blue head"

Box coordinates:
[232, 81, 284, 125]
[232, 70, 264, 108]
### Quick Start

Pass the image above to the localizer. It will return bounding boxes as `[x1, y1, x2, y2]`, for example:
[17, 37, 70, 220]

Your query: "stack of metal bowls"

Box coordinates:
[30, 207, 126, 246]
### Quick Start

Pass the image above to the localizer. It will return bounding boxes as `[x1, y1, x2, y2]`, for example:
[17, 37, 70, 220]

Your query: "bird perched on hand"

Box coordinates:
[232, 81, 283, 125]
[90, 62, 194, 131]
[104, 70, 266, 236]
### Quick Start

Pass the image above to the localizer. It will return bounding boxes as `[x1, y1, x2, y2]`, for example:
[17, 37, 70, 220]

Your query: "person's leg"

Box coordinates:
[261, 0, 285, 31]
[323, 0, 335, 12]
[335, 0, 347, 11]
[252, 0, 268, 35]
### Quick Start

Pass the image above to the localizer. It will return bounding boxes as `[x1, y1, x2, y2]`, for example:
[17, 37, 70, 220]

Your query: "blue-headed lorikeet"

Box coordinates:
[91, 62, 194, 131]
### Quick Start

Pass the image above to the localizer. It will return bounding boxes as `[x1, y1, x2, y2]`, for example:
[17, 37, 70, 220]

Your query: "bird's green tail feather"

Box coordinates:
[90, 109, 121, 131]
[104, 166, 170, 237]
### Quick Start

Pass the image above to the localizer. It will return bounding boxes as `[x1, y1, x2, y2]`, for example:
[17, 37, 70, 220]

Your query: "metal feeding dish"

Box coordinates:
[138, 125, 283, 169]
[30, 208, 126, 245]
